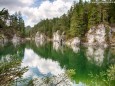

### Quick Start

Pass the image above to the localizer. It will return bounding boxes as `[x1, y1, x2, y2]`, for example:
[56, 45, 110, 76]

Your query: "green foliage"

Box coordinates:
[107, 64, 115, 81]
[32, 0, 115, 39]
[0, 8, 25, 38]
[65, 69, 76, 78]
[89, 64, 115, 86]
[0, 56, 28, 86]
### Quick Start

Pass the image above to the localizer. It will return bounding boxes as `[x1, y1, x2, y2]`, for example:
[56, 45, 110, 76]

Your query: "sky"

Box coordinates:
[0, 0, 79, 27]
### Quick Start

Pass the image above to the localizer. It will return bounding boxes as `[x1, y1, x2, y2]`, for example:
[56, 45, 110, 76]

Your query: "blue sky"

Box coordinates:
[0, 0, 79, 27]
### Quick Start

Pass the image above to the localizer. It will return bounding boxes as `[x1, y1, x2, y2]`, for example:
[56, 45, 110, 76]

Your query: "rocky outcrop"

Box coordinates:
[53, 30, 64, 44]
[35, 32, 45, 41]
[86, 24, 111, 47]
[35, 32, 45, 47]
[66, 37, 80, 46]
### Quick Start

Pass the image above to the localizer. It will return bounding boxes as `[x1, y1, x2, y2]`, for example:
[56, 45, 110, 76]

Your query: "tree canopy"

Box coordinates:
[32, 0, 115, 39]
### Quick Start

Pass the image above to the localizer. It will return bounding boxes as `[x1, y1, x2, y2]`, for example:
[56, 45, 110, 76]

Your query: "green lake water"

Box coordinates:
[0, 41, 115, 86]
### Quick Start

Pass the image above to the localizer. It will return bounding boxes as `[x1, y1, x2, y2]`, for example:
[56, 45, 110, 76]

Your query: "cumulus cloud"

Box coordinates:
[0, 0, 77, 27]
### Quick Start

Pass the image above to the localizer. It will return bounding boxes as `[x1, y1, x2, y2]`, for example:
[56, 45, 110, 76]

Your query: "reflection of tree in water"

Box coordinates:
[0, 56, 28, 86]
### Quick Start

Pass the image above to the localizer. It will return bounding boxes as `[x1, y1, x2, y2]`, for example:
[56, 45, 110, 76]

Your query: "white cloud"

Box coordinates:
[0, 0, 76, 27]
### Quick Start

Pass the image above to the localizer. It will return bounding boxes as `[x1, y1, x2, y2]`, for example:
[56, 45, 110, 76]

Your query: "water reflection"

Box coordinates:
[71, 45, 80, 53]
[0, 41, 114, 86]
[86, 46, 105, 66]
[35, 39, 44, 47]
[21, 48, 65, 79]
[53, 42, 62, 51]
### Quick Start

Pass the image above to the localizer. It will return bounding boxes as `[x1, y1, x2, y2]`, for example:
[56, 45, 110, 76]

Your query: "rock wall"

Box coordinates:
[35, 32, 45, 41]
[66, 37, 80, 46]
[87, 24, 110, 47]
[53, 30, 64, 44]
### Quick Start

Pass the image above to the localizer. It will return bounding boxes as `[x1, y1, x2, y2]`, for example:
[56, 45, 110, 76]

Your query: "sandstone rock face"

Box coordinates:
[53, 30, 65, 44]
[87, 24, 110, 47]
[35, 32, 45, 41]
[71, 37, 80, 46]
[35, 32, 45, 47]
[66, 37, 80, 46]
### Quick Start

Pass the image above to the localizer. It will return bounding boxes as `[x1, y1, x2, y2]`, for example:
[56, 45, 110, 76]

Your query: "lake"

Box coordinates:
[0, 41, 115, 86]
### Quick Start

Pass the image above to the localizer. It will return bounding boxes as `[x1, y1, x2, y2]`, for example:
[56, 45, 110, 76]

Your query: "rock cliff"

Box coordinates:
[86, 24, 111, 47]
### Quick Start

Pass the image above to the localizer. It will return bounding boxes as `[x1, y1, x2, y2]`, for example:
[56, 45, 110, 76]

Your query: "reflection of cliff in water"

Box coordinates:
[86, 46, 105, 66]
[27, 42, 114, 83]
[0, 42, 25, 60]
[0, 41, 115, 84]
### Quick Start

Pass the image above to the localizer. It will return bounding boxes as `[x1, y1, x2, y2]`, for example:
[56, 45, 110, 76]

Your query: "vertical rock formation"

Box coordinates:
[35, 32, 45, 41]
[35, 32, 45, 47]
[53, 30, 65, 45]
[52, 31, 65, 53]
[87, 24, 111, 47]
[71, 37, 80, 46]
[65, 37, 80, 46]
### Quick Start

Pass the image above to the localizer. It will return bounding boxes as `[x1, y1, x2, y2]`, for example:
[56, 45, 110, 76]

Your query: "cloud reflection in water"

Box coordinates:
[21, 48, 65, 79]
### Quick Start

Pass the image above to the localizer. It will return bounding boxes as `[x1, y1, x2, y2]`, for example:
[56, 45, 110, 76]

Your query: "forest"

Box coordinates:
[32, 0, 115, 39]
[0, 0, 115, 40]
[0, 8, 25, 39]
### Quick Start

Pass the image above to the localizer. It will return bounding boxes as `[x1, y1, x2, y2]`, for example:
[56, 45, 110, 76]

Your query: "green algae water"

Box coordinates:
[0, 41, 115, 86]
